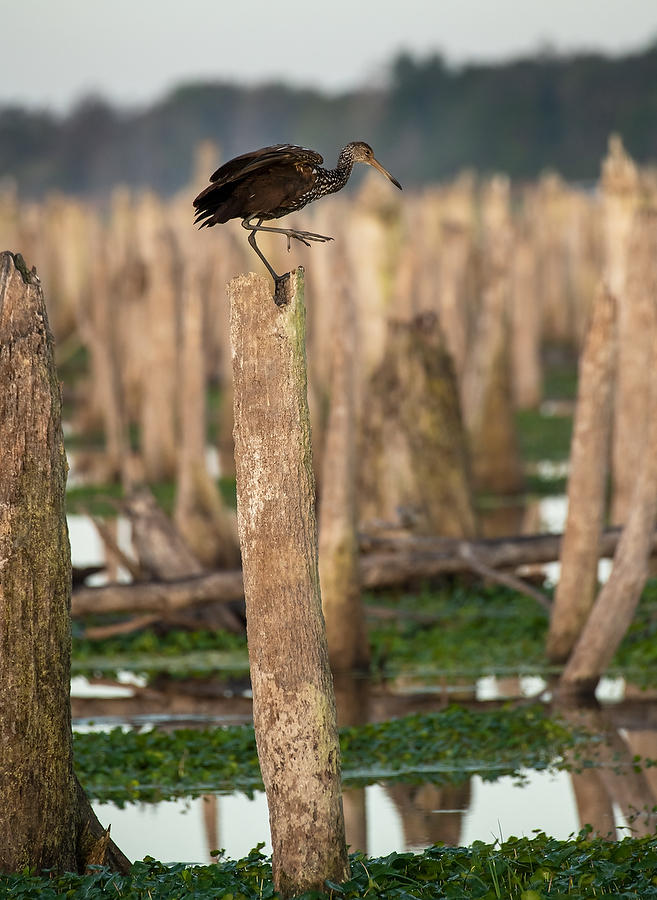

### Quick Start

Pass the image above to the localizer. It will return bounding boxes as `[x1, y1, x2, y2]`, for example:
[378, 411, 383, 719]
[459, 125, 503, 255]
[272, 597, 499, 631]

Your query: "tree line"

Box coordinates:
[3, 40, 657, 197]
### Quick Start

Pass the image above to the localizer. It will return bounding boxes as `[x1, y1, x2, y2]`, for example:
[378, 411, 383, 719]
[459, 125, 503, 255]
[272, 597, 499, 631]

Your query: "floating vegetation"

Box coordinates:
[74, 704, 595, 805]
[367, 583, 550, 678]
[72, 627, 250, 678]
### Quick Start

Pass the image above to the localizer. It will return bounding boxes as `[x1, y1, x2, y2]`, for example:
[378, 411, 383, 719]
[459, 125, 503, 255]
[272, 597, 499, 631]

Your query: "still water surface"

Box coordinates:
[69, 502, 652, 864]
[92, 771, 589, 864]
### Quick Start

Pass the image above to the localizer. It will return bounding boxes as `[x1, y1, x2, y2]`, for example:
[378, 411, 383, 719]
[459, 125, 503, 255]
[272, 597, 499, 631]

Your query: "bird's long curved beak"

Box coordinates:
[369, 156, 403, 190]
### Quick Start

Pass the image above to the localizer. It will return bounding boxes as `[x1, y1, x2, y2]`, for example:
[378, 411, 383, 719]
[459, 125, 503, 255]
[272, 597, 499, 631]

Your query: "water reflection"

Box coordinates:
[386, 782, 470, 849]
[67, 494, 656, 862]
[334, 673, 370, 853]
[77, 673, 657, 863]
[559, 700, 657, 839]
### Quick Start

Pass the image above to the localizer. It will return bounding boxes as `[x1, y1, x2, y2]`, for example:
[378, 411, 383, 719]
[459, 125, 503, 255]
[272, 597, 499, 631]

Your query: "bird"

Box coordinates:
[193, 142, 402, 291]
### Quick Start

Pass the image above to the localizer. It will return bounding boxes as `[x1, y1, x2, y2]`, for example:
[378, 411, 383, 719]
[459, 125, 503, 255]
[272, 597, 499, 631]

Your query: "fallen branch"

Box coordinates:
[88, 512, 143, 581]
[81, 614, 160, 640]
[71, 527, 656, 620]
[358, 527, 652, 588]
[72, 570, 245, 617]
[456, 543, 551, 613]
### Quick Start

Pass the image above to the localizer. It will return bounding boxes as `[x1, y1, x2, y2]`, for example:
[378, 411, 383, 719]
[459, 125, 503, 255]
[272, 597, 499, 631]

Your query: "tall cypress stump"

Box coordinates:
[0, 252, 128, 873]
[318, 284, 369, 672]
[547, 284, 616, 663]
[0, 252, 77, 870]
[229, 269, 349, 898]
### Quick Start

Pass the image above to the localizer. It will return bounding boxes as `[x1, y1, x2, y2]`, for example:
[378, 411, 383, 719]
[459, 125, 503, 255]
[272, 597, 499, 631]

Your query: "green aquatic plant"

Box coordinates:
[73, 705, 592, 805]
[71, 578, 657, 686]
[5, 832, 657, 898]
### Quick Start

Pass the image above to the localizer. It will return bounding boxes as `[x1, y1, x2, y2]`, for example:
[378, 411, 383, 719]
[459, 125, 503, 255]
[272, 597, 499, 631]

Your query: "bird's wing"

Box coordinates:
[208, 145, 324, 186]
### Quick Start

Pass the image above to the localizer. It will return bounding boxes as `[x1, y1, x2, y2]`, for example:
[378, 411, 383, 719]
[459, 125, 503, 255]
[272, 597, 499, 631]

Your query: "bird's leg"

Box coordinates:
[244, 219, 291, 305]
[246, 219, 282, 282]
[242, 217, 334, 249]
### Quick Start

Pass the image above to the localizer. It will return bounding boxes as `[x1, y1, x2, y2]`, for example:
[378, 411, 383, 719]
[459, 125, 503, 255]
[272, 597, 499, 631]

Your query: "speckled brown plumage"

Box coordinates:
[193, 141, 401, 290]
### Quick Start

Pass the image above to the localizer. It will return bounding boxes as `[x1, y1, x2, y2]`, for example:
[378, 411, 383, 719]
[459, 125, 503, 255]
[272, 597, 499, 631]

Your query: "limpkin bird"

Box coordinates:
[193, 142, 402, 289]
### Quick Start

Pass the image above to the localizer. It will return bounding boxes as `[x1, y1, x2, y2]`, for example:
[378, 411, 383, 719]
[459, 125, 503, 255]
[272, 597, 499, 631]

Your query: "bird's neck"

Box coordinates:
[314, 150, 355, 198]
[333, 147, 356, 186]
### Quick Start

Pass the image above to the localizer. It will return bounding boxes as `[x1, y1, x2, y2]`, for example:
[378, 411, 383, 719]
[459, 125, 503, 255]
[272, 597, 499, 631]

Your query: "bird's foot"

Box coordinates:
[285, 229, 334, 249]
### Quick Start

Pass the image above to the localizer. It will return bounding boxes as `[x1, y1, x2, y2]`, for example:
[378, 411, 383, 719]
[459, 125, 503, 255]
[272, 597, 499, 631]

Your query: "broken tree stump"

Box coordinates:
[229, 269, 349, 897]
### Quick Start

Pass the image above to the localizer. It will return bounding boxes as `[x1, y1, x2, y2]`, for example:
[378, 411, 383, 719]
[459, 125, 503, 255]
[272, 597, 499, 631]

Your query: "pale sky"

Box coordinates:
[3, 0, 657, 111]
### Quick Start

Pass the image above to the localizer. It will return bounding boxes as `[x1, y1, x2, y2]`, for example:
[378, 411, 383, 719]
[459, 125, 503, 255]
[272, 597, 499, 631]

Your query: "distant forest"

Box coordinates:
[3, 42, 657, 197]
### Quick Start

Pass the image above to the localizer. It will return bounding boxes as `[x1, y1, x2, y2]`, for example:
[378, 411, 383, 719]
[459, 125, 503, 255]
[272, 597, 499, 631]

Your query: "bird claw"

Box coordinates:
[286, 229, 333, 248]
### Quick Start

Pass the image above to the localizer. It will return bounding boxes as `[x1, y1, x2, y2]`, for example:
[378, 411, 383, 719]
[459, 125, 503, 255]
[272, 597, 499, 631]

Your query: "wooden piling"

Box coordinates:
[229, 269, 349, 897]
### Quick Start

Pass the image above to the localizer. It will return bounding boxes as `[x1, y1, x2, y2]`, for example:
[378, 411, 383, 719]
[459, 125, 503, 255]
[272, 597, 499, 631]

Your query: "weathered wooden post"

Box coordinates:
[228, 269, 349, 897]
[318, 283, 369, 672]
[560, 326, 657, 698]
[0, 252, 78, 870]
[547, 284, 616, 662]
[360, 313, 476, 537]
[0, 252, 128, 873]
[137, 198, 179, 481]
[460, 176, 524, 500]
[174, 260, 239, 569]
[600, 135, 641, 525]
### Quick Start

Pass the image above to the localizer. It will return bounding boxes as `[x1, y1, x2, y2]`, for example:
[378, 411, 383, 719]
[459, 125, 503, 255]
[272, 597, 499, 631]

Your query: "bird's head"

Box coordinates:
[343, 142, 402, 190]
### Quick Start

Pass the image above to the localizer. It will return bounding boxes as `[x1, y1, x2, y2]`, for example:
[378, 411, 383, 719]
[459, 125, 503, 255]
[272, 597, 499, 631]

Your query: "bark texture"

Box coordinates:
[0, 251, 78, 870]
[229, 270, 349, 897]
[611, 209, 657, 523]
[361, 314, 476, 537]
[318, 285, 369, 671]
[560, 326, 657, 697]
[174, 262, 239, 568]
[0, 252, 129, 875]
[547, 284, 616, 662]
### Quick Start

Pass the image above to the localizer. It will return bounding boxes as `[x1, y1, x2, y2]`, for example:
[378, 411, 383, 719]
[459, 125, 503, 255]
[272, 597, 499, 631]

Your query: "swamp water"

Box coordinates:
[74, 669, 654, 865]
[69, 508, 657, 864]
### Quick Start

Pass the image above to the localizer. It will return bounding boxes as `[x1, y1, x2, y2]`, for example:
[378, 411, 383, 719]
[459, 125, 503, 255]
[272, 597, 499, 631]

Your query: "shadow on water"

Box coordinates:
[75, 669, 657, 862]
